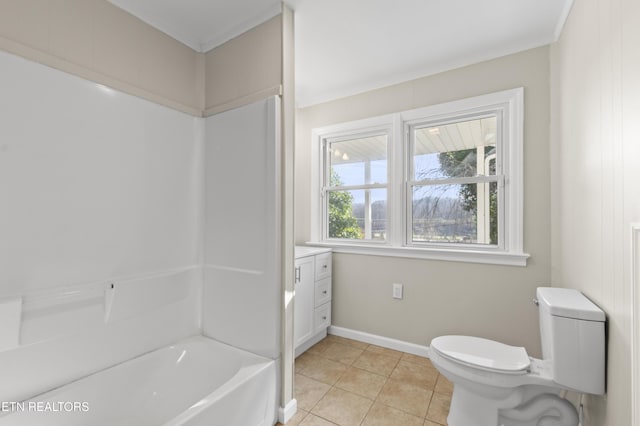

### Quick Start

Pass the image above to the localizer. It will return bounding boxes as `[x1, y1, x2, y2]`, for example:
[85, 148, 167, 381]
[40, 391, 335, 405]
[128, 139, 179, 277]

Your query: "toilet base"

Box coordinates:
[446, 385, 501, 425]
[446, 385, 578, 426]
[499, 393, 578, 426]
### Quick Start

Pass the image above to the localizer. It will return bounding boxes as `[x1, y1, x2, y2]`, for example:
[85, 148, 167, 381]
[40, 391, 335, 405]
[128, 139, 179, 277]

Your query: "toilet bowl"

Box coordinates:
[430, 336, 574, 426]
[429, 287, 605, 426]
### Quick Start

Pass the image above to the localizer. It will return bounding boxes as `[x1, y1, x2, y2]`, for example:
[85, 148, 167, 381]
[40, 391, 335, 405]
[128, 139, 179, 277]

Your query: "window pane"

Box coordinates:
[328, 188, 387, 241]
[329, 135, 387, 186]
[413, 116, 497, 180]
[412, 182, 498, 245]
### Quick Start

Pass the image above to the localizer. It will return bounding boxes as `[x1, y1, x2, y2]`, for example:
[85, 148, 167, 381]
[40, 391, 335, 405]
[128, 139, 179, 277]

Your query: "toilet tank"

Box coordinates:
[536, 287, 606, 395]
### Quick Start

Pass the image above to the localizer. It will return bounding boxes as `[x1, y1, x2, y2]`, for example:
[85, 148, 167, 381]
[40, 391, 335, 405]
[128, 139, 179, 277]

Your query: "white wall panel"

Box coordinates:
[0, 268, 201, 403]
[0, 50, 201, 295]
[0, 50, 201, 401]
[203, 97, 281, 359]
[550, 0, 639, 423]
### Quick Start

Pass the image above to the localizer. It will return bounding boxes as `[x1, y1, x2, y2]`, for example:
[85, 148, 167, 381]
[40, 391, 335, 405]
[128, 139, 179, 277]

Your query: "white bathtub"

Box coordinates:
[0, 336, 277, 426]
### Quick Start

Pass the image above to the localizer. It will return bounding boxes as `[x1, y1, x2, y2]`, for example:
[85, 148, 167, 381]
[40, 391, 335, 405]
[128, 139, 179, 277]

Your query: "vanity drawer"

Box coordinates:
[315, 252, 332, 280]
[295, 246, 332, 355]
[314, 277, 332, 307]
[314, 303, 331, 334]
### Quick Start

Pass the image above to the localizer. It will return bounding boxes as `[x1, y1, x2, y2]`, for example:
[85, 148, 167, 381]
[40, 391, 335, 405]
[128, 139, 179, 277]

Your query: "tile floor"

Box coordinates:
[279, 335, 452, 426]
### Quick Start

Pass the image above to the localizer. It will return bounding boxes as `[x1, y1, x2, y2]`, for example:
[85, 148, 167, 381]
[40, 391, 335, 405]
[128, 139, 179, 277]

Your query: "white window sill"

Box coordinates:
[305, 241, 530, 267]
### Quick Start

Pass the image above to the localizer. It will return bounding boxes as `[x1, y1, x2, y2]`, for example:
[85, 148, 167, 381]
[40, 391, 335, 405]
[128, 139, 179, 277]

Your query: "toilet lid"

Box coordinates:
[431, 336, 530, 373]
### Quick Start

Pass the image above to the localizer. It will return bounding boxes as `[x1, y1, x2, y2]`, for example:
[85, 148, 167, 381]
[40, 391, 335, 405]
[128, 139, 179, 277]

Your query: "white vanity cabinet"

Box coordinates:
[294, 247, 332, 356]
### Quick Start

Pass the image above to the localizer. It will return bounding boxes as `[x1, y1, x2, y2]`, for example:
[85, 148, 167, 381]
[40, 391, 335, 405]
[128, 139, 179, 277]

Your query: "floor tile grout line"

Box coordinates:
[311, 410, 340, 425]
[371, 367, 432, 421]
[360, 374, 391, 424]
[373, 398, 427, 421]
[294, 336, 451, 426]
[316, 345, 384, 426]
[425, 386, 436, 421]
[305, 355, 350, 424]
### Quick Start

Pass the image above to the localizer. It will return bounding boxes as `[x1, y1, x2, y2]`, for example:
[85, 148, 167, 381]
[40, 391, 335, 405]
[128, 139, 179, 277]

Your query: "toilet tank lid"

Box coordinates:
[537, 287, 605, 322]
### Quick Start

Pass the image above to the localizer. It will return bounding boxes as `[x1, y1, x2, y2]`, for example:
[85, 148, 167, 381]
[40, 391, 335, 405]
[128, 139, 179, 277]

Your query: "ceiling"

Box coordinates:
[107, 0, 574, 107]
[107, 0, 283, 52]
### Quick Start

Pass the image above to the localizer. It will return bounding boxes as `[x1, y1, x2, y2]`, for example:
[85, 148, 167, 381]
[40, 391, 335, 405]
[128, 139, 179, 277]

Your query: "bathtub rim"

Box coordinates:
[0, 333, 278, 425]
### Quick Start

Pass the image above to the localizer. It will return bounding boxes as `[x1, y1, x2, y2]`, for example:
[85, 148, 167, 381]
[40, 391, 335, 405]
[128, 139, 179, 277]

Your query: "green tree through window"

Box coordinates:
[438, 148, 498, 244]
[328, 170, 362, 239]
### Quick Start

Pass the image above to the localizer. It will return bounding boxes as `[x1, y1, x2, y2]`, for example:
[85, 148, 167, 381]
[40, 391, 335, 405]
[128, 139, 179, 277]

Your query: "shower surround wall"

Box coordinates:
[202, 97, 282, 360]
[0, 49, 202, 402]
[0, 13, 286, 420]
[0, 1, 292, 418]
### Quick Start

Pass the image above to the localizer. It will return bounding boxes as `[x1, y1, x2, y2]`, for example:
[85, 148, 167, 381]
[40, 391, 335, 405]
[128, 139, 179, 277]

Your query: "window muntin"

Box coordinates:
[408, 115, 502, 248]
[323, 133, 388, 241]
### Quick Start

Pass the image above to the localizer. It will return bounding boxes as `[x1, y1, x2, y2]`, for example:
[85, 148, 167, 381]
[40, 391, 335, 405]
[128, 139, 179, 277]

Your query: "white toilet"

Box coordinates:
[429, 287, 605, 426]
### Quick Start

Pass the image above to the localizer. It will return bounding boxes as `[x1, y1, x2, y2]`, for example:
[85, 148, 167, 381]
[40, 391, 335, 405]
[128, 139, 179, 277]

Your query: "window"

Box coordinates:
[311, 88, 527, 266]
[408, 115, 500, 247]
[323, 131, 389, 241]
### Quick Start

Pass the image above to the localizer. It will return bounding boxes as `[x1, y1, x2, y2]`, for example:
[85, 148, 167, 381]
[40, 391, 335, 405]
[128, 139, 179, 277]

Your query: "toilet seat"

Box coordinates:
[431, 336, 530, 375]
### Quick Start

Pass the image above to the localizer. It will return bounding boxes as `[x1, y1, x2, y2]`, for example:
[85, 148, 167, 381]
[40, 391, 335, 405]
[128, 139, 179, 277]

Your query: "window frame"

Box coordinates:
[404, 111, 504, 251]
[309, 88, 528, 266]
[321, 126, 391, 243]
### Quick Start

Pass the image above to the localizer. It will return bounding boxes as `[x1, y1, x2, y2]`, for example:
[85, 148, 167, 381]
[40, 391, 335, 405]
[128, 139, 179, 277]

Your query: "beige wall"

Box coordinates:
[204, 15, 282, 116]
[0, 1, 286, 117]
[296, 47, 551, 356]
[550, 0, 640, 424]
[0, 0, 204, 115]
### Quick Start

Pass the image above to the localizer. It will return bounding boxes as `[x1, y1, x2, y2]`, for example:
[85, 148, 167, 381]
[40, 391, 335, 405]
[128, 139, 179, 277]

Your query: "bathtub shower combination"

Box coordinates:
[1, 337, 276, 426]
[0, 49, 282, 425]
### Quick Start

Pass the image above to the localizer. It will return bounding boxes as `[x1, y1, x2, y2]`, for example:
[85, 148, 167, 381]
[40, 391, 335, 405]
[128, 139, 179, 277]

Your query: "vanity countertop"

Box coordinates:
[295, 245, 332, 258]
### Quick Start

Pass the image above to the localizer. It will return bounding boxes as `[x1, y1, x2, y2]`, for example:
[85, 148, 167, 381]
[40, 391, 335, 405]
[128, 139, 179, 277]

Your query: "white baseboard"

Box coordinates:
[632, 224, 640, 426]
[278, 398, 297, 424]
[328, 326, 430, 358]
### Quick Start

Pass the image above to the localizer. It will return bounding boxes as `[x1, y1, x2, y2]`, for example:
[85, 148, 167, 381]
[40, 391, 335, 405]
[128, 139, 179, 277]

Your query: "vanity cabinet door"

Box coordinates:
[294, 256, 315, 348]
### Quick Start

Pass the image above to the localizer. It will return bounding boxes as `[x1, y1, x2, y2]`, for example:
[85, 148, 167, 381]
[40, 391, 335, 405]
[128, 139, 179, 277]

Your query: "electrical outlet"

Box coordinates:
[392, 283, 403, 299]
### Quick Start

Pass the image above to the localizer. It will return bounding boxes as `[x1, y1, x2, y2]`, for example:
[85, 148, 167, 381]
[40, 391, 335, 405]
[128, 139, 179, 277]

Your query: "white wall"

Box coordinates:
[296, 47, 551, 356]
[202, 97, 282, 360]
[0, 50, 201, 401]
[550, 0, 640, 424]
[0, 50, 202, 293]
